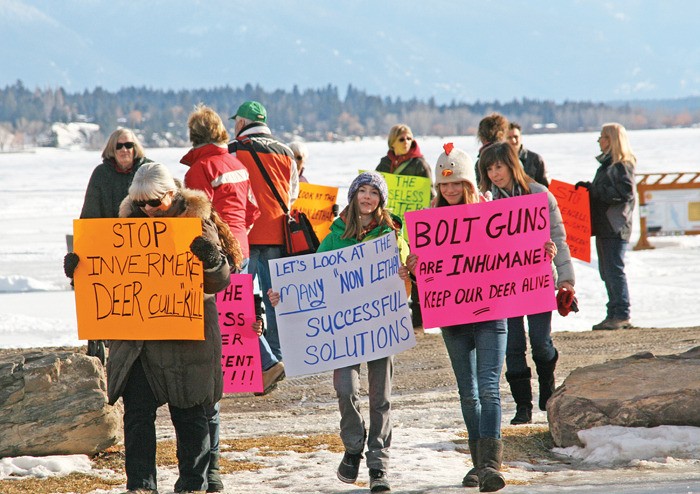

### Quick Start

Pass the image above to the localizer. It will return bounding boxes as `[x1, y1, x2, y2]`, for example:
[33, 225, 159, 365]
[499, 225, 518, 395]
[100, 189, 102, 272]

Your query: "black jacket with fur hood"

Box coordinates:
[106, 187, 230, 408]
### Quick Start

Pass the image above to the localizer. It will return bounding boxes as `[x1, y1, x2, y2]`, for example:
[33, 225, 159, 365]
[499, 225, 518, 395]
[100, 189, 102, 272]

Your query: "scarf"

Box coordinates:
[386, 140, 424, 173]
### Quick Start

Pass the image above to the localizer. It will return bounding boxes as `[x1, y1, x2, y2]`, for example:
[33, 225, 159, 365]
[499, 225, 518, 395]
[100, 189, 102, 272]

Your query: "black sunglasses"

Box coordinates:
[116, 142, 135, 150]
[134, 192, 167, 208]
[398, 136, 413, 143]
[295, 155, 304, 161]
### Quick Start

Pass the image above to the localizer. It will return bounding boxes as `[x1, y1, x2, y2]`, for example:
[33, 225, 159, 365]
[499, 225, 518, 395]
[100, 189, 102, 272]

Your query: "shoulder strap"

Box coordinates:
[393, 160, 411, 175]
[240, 138, 288, 214]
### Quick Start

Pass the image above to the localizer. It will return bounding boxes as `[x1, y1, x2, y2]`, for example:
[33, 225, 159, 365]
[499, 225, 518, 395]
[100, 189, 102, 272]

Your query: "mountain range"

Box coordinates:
[2, 0, 700, 105]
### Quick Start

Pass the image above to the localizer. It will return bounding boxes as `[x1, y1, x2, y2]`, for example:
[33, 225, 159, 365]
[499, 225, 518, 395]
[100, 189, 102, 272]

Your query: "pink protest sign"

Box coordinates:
[216, 274, 263, 393]
[404, 193, 557, 328]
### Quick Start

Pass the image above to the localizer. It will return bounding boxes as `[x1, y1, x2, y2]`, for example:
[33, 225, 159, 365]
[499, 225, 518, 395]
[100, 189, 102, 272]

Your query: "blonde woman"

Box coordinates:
[576, 123, 636, 330]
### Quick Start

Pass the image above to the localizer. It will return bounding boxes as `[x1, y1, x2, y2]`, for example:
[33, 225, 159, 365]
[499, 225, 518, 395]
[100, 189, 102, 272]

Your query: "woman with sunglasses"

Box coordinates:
[80, 128, 151, 219]
[116, 162, 234, 493]
[78, 128, 151, 363]
[376, 124, 433, 332]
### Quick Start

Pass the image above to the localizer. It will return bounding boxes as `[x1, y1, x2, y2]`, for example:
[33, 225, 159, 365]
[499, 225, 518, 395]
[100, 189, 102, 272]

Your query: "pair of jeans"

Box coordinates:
[122, 358, 210, 492]
[596, 237, 631, 320]
[333, 356, 393, 471]
[240, 257, 279, 371]
[440, 319, 507, 440]
[248, 245, 285, 360]
[506, 311, 555, 374]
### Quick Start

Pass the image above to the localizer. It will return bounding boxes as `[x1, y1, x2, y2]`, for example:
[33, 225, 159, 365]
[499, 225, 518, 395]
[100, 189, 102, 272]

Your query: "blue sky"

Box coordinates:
[2, 0, 699, 104]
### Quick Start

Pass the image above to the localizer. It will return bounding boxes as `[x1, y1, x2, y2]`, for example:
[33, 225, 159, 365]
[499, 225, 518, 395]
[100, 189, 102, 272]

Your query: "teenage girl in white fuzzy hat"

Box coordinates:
[400, 144, 514, 492]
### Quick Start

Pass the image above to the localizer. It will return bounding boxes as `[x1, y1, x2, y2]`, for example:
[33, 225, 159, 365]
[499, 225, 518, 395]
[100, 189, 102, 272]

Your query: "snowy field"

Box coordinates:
[1, 128, 699, 346]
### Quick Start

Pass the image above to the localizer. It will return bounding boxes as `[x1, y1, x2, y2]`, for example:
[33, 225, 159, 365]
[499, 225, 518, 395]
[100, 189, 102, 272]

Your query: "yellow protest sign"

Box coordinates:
[377, 172, 432, 216]
[72, 218, 205, 340]
[291, 182, 338, 242]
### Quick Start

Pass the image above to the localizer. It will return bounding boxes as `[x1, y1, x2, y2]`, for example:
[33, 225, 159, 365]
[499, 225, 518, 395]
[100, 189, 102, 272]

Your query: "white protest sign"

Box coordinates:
[270, 232, 415, 377]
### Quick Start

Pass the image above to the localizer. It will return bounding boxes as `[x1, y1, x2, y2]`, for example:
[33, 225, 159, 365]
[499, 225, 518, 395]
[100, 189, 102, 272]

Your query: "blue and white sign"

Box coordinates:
[270, 233, 415, 377]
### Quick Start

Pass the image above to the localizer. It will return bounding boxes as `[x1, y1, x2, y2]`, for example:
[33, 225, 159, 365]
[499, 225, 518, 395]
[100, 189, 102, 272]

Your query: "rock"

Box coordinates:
[0, 350, 122, 457]
[547, 346, 700, 448]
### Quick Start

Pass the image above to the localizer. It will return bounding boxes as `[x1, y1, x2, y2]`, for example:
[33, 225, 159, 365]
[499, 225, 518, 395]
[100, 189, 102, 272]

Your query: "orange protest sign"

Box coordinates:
[549, 179, 591, 262]
[292, 182, 338, 242]
[72, 218, 205, 340]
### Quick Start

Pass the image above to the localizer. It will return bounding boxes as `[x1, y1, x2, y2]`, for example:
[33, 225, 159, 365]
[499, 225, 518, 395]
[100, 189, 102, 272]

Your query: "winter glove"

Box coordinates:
[556, 287, 579, 317]
[189, 236, 223, 269]
[63, 252, 80, 279]
[575, 181, 591, 190]
[254, 293, 266, 332]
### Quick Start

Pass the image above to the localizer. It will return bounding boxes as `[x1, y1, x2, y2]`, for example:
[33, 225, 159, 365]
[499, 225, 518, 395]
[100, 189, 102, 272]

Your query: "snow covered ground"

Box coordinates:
[1, 128, 699, 492]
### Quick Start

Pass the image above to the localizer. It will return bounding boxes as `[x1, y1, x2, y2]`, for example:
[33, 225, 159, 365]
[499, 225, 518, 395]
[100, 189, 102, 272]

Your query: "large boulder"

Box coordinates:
[0, 350, 122, 457]
[548, 346, 700, 448]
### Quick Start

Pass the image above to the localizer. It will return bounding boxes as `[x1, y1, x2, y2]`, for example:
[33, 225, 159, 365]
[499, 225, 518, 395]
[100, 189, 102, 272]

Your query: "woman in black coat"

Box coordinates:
[576, 123, 636, 331]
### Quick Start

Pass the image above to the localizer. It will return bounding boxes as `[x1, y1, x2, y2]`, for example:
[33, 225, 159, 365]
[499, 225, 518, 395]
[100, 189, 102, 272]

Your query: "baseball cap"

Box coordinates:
[231, 101, 267, 122]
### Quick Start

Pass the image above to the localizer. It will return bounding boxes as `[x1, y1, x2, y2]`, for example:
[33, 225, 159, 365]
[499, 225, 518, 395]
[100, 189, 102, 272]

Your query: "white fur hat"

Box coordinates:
[435, 143, 476, 187]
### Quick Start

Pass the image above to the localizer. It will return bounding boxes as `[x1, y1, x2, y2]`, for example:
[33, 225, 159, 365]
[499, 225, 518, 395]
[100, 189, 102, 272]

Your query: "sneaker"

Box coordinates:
[592, 318, 632, 330]
[369, 469, 391, 492]
[337, 451, 363, 483]
[254, 362, 285, 396]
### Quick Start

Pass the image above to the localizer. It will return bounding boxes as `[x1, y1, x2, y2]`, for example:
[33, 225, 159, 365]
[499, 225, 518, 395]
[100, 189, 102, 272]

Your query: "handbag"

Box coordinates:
[242, 139, 320, 256]
[284, 209, 320, 256]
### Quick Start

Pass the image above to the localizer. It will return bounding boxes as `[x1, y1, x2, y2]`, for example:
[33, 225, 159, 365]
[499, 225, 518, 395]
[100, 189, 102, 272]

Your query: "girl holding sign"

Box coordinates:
[269, 171, 408, 493]
[478, 142, 575, 427]
[400, 144, 508, 492]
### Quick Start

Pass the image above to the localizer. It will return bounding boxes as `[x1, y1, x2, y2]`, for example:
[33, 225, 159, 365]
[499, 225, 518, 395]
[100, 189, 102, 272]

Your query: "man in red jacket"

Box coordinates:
[228, 101, 298, 361]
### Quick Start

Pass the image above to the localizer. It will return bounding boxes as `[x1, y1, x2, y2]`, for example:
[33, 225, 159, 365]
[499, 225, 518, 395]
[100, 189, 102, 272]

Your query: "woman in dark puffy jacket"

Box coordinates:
[111, 162, 232, 493]
[576, 123, 636, 331]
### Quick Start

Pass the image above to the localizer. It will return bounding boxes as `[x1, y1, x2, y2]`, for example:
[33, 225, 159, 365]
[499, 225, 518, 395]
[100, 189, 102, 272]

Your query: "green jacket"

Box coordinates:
[319, 213, 410, 263]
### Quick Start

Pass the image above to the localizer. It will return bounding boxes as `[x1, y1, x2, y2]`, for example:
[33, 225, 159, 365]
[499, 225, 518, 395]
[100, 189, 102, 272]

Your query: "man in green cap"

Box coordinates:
[228, 101, 298, 361]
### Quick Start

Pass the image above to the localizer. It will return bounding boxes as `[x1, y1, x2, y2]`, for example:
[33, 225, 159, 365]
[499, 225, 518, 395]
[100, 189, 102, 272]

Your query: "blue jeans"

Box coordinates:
[248, 245, 285, 360]
[122, 358, 209, 492]
[596, 237, 631, 320]
[440, 319, 507, 440]
[240, 257, 279, 371]
[506, 311, 555, 374]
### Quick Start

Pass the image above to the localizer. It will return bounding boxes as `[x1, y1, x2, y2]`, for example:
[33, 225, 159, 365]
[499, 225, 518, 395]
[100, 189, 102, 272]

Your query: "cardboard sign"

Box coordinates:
[292, 182, 338, 242]
[549, 179, 591, 262]
[216, 274, 263, 393]
[377, 172, 432, 217]
[404, 193, 556, 329]
[72, 218, 205, 340]
[270, 233, 415, 377]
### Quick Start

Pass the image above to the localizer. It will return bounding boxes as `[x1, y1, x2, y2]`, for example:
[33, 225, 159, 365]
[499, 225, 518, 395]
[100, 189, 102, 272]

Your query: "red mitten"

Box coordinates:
[556, 288, 579, 317]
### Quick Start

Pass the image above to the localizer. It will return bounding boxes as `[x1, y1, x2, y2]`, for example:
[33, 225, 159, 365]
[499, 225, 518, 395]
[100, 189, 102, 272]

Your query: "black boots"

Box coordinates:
[461, 439, 479, 487]
[477, 437, 505, 492]
[533, 350, 559, 411]
[505, 369, 533, 425]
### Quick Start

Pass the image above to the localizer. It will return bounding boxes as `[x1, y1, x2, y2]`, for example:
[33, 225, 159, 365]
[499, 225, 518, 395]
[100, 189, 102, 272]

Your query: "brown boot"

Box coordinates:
[255, 362, 285, 396]
[477, 437, 505, 492]
[461, 439, 479, 487]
